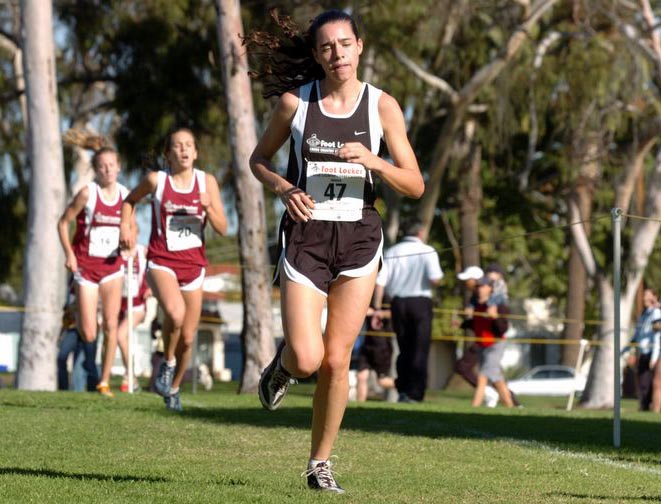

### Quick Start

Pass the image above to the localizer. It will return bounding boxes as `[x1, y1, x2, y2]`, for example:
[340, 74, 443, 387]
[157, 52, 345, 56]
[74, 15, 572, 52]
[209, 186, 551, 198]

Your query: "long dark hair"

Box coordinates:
[243, 9, 360, 98]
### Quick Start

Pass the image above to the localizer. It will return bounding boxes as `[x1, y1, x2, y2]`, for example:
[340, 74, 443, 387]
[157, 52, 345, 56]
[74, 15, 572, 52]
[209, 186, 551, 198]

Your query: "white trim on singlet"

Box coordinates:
[367, 84, 383, 187]
[153, 169, 206, 237]
[367, 83, 384, 154]
[167, 168, 206, 194]
[291, 83, 313, 188]
[97, 183, 127, 206]
[153, 171, 167, 237]
[83, 182, 98, 236]
[315, 80, 367, 119]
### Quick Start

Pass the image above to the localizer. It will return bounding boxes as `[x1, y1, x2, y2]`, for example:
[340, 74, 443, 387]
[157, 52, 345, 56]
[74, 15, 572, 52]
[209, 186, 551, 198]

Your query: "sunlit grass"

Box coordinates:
[0, 382, 659, 503]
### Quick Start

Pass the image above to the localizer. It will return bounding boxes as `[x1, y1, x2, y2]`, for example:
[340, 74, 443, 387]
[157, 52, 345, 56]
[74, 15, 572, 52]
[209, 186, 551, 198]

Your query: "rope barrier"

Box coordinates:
[622, 213, 661, 223]
[5, 211, 656, 337]
[429, 306, 604, 326]
[360, 330, 631, 347]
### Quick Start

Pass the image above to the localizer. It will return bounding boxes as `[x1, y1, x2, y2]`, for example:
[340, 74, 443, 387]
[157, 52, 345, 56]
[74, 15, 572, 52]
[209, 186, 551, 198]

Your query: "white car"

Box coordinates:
[484, 365, 587, 407]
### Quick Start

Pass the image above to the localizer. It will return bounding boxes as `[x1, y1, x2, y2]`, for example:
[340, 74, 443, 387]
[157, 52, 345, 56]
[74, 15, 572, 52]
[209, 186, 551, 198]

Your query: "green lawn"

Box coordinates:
[1, 383, 660, 503]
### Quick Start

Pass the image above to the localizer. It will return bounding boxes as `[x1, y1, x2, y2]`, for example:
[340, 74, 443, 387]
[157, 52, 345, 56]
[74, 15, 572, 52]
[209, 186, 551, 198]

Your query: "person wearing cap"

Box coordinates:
[454, 265, 483, 386]
[470, 276, 514, 407]
[373, 217, 443, 403]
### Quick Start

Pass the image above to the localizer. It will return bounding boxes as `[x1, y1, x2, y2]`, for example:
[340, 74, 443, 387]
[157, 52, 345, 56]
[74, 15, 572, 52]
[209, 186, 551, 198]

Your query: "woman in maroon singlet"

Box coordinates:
[119, 128, 227, 411]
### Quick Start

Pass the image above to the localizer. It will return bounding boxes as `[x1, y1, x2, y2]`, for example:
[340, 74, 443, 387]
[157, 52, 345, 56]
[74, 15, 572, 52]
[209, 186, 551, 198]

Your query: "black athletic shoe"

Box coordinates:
[154, 362, 175, 397]
[163, 391, 182, 412]
[258, 341, 297, 411]
[304, 461, 345, 494]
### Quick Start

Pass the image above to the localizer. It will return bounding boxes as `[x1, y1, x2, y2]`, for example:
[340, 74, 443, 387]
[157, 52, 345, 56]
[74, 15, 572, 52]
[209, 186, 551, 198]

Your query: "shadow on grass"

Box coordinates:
[547, 492, 661, 502]
[0, 467, 169, 483]
[180, 404, 661, 457]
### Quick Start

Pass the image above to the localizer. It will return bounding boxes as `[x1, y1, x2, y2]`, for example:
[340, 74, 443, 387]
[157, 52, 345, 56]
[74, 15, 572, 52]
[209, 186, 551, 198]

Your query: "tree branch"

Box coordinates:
[392, 48, 459, 103]
[0, 29, 19, 51]
[568, 199, 598, 277]
[624, 146, 661, 306]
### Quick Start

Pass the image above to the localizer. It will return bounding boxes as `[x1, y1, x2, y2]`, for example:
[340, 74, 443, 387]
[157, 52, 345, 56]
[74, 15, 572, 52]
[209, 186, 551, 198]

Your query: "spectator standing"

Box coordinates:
[357, 286, 395, 402]
[650, 318, 660, 412]
[374, 218, 442, 403]
[56, 279, 99, 391]
[484, 263, 509, 306]
[453, 266, 483, 388]
[470, 276, 514, 408]
[627, 288, 661, 411]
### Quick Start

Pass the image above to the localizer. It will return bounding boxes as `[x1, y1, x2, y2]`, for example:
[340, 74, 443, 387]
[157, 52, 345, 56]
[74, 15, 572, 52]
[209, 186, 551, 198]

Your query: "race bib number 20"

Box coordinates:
[166, 214, 203, 252]
[306, 161, 366, 222]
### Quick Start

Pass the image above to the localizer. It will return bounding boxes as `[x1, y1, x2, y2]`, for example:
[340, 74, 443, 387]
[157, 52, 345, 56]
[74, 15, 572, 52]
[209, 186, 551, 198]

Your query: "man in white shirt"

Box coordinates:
[373, 218, 443, 402]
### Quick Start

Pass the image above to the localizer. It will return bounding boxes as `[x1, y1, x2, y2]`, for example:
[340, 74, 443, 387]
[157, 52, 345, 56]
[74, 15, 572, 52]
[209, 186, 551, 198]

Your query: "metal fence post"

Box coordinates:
[612, 207, 622, 449]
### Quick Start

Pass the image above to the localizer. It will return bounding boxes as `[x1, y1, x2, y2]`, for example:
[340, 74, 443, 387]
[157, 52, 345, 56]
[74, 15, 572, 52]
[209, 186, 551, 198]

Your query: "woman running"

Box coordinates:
[247, 9, 424, 493]
[119, 127, 227, 411]
[58, 144, 129, 397]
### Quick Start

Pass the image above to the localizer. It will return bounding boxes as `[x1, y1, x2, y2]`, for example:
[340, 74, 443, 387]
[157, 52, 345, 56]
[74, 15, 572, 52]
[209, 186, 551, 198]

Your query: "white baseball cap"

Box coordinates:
[457, 265, 484, 281]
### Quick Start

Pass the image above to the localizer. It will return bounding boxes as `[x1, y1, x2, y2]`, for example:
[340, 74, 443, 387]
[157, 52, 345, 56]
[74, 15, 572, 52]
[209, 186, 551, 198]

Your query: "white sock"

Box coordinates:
[169, 386, 180, 395]
[166, 358, 176, 368]
[308, 458, 326, 469]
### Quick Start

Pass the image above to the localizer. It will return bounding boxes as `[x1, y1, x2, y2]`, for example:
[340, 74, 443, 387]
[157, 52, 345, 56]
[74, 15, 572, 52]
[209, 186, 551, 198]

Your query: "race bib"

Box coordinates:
[306, 161, 366, 222]
[166, 214, 203, 251]
[89, 226, 119, 258]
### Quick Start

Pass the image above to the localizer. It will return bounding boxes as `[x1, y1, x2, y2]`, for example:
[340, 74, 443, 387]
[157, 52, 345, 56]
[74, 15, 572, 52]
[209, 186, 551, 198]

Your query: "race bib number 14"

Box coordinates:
[89, 226, 120, 258]
[306, 161, 366, 222]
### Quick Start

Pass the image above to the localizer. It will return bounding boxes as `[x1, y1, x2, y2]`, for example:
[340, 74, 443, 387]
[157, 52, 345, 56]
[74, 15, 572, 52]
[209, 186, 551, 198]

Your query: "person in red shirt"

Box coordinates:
[58, 145, 128, 397]
[119, 127, 227, 411]
[470, 276, 514, 408]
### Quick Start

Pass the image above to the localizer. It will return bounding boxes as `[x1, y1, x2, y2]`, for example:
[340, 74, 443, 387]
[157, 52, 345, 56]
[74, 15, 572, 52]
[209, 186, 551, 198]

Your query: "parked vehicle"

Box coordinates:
[484, 365, 586, 407]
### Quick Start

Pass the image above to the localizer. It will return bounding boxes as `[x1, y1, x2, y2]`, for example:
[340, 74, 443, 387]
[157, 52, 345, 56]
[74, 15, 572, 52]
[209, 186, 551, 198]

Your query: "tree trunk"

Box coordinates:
[459, 131, 482, 271]
[571, 146, 661, 408]
[580, 278, 617, 407]
[16, 0, 66, 390]
[215, 0, 275, 393]
[563, 136, 599, 366]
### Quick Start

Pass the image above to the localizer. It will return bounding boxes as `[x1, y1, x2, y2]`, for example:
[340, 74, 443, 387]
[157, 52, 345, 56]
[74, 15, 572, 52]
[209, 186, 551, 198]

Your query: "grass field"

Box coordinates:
[1, 382, 660, 504]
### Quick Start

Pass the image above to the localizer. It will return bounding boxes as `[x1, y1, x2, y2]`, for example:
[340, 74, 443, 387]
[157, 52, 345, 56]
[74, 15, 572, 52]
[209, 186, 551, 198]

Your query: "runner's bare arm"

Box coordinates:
[120, 171, 158, 250]
[250, 91, 315, 222]
[201, 173, 228, 236]
[338, 92, 423, 198]
[57, 186, 90, 272]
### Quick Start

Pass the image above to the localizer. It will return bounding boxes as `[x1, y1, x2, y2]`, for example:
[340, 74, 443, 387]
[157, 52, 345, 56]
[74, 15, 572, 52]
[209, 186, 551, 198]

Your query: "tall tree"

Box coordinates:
[214, 0, 274, 393]
[397, 0, 561, 236]
[16, 0, 66, 390]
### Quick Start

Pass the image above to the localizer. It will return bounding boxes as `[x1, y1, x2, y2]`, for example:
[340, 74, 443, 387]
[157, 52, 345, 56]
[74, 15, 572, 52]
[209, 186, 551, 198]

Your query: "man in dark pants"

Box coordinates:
[373, 218, 442, 403]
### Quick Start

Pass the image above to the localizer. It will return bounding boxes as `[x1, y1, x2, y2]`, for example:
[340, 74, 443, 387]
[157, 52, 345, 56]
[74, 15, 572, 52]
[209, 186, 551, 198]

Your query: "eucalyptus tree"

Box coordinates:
[16, 0, 66, 390]
[564, 0, 661, 408]
[214, 0, 274, 393]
